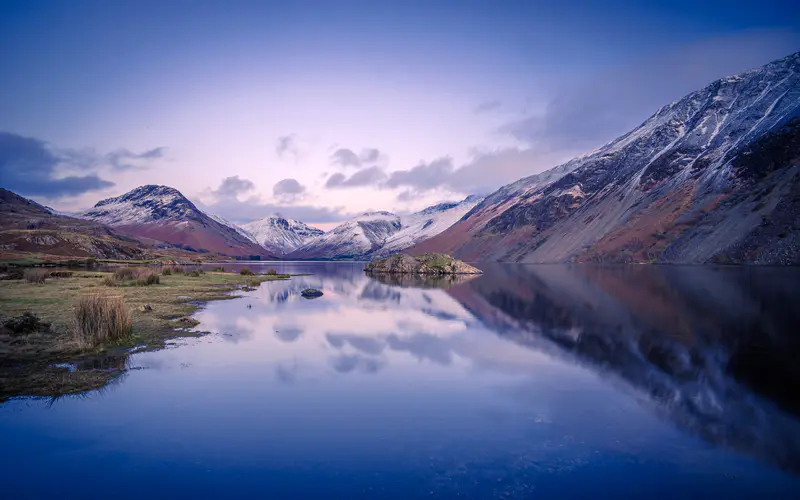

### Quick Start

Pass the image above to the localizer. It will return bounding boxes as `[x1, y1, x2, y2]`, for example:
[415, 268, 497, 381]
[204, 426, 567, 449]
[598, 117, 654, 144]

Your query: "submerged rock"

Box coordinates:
[300, 288, 324, 299]
[364, 253, 482, 275]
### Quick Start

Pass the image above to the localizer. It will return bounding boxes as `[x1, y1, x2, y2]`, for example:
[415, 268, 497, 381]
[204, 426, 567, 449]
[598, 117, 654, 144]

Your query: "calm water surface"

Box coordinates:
[2, 263, 800, 499]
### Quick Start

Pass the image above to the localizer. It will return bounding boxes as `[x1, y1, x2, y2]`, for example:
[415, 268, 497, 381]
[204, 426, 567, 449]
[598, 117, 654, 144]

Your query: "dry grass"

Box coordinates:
[101, 275, 119, 287]
[240, 268, 255, 276]
[113, 267, 140, 280]
[161, 267, 173, 276]
[24, 268, 49, 284]
[266, 268, 278, 275]
[0, 270, 292, 399]
[73, 293, 133, 347]
[135, 270, 160, 286]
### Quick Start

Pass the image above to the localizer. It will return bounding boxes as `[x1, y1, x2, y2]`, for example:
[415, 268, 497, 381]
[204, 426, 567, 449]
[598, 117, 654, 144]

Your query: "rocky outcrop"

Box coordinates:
[364, 253, 482, 275]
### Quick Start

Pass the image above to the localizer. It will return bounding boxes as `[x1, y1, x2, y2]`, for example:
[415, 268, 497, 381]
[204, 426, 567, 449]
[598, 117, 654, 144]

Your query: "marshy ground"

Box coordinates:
[0, 267, 290, 401]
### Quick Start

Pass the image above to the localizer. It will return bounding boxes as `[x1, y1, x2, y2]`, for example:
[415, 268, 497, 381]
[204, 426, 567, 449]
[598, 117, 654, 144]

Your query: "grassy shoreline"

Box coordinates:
[0, 270, 289, 401]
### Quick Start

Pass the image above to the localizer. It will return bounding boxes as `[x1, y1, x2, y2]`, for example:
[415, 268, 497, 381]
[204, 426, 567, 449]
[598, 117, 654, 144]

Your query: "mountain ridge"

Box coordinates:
[286, 196, 482, 260]
[412, 51, 800, 264]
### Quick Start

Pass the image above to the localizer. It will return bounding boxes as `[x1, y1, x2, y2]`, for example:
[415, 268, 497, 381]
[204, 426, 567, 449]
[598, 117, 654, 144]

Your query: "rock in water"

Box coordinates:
[300, 288, 324, 299]
[364, 253, 482, 275]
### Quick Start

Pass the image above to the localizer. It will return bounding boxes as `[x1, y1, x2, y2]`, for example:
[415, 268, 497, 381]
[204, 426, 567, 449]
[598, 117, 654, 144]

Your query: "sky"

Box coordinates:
[1, 0, 798, 228]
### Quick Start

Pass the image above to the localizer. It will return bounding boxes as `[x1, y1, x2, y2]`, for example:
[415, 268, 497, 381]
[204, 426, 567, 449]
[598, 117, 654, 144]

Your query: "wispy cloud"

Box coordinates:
[324, 166, 387, 189]
[0, 131, 165, 198]
[272, 178, 306, 203]
[200, 176, 348, 223]
[329, 146, 385, 169]
[275, 134, 299, 160]
[474, 99, 502, 114]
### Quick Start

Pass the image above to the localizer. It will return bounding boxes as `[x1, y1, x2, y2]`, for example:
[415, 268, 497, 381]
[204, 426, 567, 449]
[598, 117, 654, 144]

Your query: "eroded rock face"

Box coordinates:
[364, 253, 482, 275]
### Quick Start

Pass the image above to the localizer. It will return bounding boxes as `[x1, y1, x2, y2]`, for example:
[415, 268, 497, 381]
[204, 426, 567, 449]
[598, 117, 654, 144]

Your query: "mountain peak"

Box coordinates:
[241, 215, 324, 257]
[94, 185, 188, 208]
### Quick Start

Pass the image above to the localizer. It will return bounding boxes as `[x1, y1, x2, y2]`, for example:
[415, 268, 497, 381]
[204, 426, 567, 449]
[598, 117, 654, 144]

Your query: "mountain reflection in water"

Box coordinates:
[202, 262, 800, 476]
[2, 262, 799, 499]
[448, 264, 800, 475]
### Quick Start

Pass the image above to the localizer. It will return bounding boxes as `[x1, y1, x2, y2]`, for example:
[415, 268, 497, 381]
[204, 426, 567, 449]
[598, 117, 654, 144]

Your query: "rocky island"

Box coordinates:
[364, 253, 482, 275]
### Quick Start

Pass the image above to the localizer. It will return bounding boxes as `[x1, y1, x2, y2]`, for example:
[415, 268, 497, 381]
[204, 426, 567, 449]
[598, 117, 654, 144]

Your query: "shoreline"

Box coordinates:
[0, 270, 291, 401]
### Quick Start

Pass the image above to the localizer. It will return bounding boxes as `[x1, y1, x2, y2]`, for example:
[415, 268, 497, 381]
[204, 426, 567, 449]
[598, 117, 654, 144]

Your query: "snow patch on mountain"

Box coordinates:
[287, 198, 483, 260]
[206, 213, 258, 243]
[377, 196, 483, 256]
[78, 185, 200, 225]
[288, 211, 402, 259]
[241, 216, 325, 256]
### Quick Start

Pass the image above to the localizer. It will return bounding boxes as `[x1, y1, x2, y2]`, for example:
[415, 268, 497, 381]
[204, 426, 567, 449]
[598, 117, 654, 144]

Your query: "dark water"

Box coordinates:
[2, 263, 800, 499]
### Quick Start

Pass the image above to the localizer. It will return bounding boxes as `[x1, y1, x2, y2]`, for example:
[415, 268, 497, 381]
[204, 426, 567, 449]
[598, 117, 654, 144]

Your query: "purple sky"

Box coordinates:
[1, 0, 798, 226]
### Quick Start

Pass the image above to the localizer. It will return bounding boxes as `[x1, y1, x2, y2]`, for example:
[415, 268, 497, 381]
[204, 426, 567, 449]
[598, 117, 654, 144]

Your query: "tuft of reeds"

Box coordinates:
[266, 268, 278, 275]
[101, 275, 119, 287]
[113, 267, 139, 280]
[135, 271, 160, 286]
[73, 293, 132, 347]
[239, 268, 255, 276]
[24, 268, 49, 284]
[162, 267, 173, 276]
[210, 266, 225, 272]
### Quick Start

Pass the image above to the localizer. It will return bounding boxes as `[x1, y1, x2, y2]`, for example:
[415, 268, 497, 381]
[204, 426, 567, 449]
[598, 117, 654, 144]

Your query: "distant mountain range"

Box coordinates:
[413, 51, 800, 265]
[0, 183, 481, 261]
[2, 51, 798, 264]
[286, 196, 481, 260]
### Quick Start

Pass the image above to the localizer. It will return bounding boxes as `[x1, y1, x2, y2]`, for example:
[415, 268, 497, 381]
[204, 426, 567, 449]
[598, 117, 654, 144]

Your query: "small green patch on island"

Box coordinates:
[364, 253, 482, 275]
[0, 267, 291, 401]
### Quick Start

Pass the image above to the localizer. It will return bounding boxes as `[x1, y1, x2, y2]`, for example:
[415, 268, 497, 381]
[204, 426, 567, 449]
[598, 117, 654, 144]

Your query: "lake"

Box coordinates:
[1, 262, 799, 499]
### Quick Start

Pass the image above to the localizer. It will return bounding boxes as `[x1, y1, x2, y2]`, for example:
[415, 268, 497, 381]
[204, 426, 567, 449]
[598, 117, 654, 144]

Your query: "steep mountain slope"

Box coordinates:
[375, 196, 482, 256]
[0, 188, 146, 259]
[77, 185, 273, 258]
[414, 51, 800, 264]
[287, 212, 401, 260]
[206, 213, 258, 242]
[242, 216, 324, 257]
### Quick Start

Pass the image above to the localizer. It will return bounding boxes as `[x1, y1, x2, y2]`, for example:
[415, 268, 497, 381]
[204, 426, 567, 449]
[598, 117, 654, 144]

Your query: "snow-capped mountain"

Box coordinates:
[241, 216, 325, 257]
[415, 51, 800, 265]
[77, 185, 272, 257]
[376, 196, 482, 256]
[287, 211, 401, 260]
[286, 196, 483, 260]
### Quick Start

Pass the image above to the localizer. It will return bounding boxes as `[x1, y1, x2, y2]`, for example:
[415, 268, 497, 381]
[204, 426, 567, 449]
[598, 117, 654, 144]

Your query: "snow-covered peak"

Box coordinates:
[288, 212, 402, 259]
[241, 216, 325, 256]
[80, 185, 203, 225]
[377, 196, 482, 256]
[286, 197, 483, 259]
